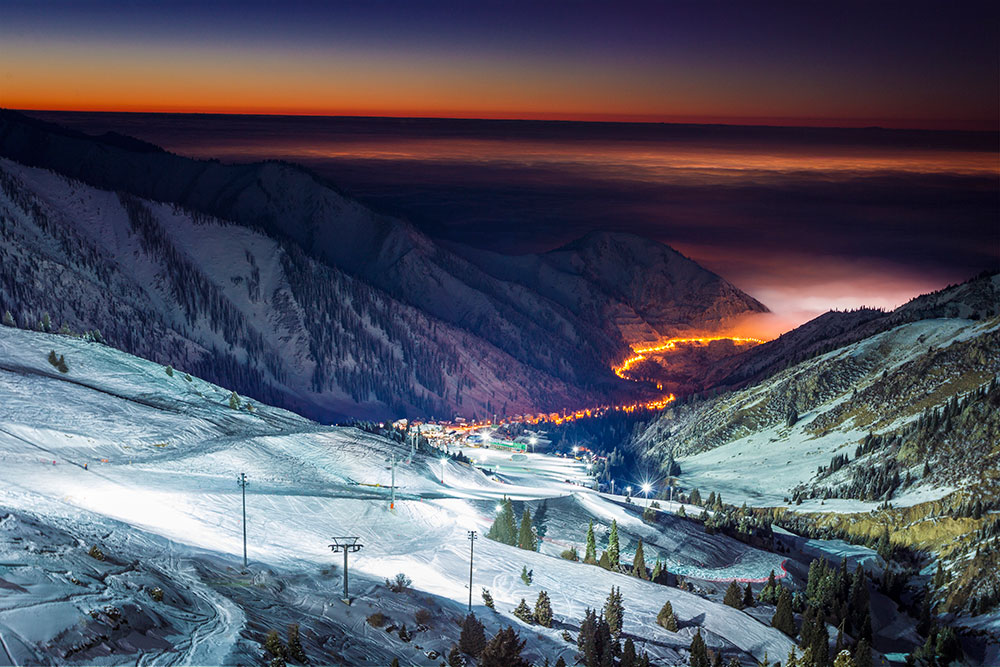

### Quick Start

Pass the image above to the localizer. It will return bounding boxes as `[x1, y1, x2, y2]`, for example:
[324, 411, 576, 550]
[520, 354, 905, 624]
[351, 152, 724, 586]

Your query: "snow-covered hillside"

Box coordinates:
[0, 326, 807, 665]
[637, 314, 1000, 508]
[0, 157, 597, 422]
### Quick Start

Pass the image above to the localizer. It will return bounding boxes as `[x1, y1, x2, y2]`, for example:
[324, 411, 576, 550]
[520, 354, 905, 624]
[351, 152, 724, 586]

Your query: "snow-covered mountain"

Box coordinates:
[451, 231, 767, 345]
[0, 110, 767, 420]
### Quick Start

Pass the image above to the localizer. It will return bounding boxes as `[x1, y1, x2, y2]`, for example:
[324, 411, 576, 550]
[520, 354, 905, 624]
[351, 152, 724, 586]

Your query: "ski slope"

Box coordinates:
[0, 326, 796, 665]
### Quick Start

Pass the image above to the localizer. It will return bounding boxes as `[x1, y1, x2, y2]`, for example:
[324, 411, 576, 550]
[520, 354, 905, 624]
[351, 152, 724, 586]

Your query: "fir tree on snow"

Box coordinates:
[604, 586, 624, 637]
[513, 598, 534, 624]
[657, 600, 678, 632]
[517, 507, 536, 551]
[479, 626, 529, 667]
[520, 565, 532, 585]
[723, 580, 743, 609]
[760, 570, 780, 604]
[743, 582, 755, 607]
[689, 629, 710, 667]
[772, 586, 796, 637]
[632, 539, 648, 579]
[598, 551, 612, 570]
[488, 497, 518, 546]
[229, 391, 241, 409]
[534, 591, 553, 627]
[608, 520, 620, 569]
[585, 520, 597, 563]
[622, 637, 637, 667]
[482, 587, 495, 609]
[577, 608, 617, 667]
[447, 645, 463, 667]
[459, 613, 487, 656]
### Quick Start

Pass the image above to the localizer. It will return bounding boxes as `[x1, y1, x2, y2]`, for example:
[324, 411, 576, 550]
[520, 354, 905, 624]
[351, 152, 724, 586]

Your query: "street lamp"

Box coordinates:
[642, 482, 652, 508]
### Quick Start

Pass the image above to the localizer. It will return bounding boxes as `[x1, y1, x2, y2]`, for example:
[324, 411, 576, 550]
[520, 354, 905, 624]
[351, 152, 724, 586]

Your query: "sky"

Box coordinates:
[2, 0, 999, 129]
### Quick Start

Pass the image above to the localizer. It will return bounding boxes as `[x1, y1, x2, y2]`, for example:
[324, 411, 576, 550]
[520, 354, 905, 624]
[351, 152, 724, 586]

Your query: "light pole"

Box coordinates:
[440, 456, 448, 484]
[329, 537, 364, 603]
[467, 530, 477, 611]
[642, 482, 652, 509]
[237, 472, 249, 570]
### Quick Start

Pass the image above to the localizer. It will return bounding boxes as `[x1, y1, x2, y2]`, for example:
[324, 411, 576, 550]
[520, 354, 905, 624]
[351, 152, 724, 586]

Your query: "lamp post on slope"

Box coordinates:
[467, 530, 477, 611]
[237, 472, 249, 570]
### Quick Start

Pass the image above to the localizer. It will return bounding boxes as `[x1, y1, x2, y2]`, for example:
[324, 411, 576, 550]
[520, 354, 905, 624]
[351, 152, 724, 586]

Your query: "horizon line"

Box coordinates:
[13, 107, 998, 134]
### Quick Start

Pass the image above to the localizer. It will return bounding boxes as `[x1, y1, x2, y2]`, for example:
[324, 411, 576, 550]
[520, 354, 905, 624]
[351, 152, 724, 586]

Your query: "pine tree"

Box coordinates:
[632, 539, 648, 579]
[651, 559, 662, 582]
[689, 488, 702, 505]
[459, 613, 487, 656]
[852, 638, 871, 667]
[604, 587, 624, 637]
[287, 623, 306, 663]
[811, 618, 829, 667]
[488, 497, 518, 545]
[875, 524, 892, 561]
[447, 644, 463, 667]
[264, 629, 285, 659]
[479, 626, 529, 667]
[786, 648, 799, 667]
[513, 598, 534, 623]
[229, 391, 241, 409]
[2, 311, 14, 327]
[622, 637, 637, 667]
[555, 657, 567, 667]
[578, 608, 599, 667]
[598, 551, 612, 570]
[534, 590, 553, 626]
[724, 580, 743, 609]
[585, 521, 597, 563]
[517, 507, 536, 550]
[832, 649, 855, 667]
[608, 520, 620, 569]
[689, 629, 710, 667]
[760, 570, 779, 604]
[657, 600, 678, 632]
[41, 312, 51, 332]
[772, 586, 796, 637]
[482, 587, 495, 609]
[743, 582, 754, 608]
[932, 561, 946, 589]
[520, 565, 532, 585]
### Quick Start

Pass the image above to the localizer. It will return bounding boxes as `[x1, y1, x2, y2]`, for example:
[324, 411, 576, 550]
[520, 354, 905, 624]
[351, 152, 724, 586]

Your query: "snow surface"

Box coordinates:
[0, 326, 797, 665]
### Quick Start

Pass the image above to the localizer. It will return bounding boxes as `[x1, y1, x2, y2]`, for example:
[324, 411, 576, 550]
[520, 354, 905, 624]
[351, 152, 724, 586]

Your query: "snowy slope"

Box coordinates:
[0, 325, 797, 665]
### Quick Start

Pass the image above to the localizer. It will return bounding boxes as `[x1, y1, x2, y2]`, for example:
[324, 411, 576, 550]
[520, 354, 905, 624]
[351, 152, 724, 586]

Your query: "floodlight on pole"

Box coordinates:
[642, 482, 652, 508]
[329, 537, 364, 603]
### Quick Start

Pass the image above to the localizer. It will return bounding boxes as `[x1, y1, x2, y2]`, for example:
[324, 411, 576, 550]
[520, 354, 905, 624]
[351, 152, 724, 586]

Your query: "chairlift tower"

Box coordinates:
[329, 537, 364, 603]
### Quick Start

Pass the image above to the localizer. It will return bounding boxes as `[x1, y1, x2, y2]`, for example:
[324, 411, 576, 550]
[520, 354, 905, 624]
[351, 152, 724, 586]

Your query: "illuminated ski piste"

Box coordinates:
[0, 326, 795, 664]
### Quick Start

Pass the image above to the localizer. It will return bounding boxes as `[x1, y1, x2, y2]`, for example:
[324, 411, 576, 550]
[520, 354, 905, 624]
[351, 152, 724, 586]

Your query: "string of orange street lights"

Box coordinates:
[502, 335, 765, 426]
